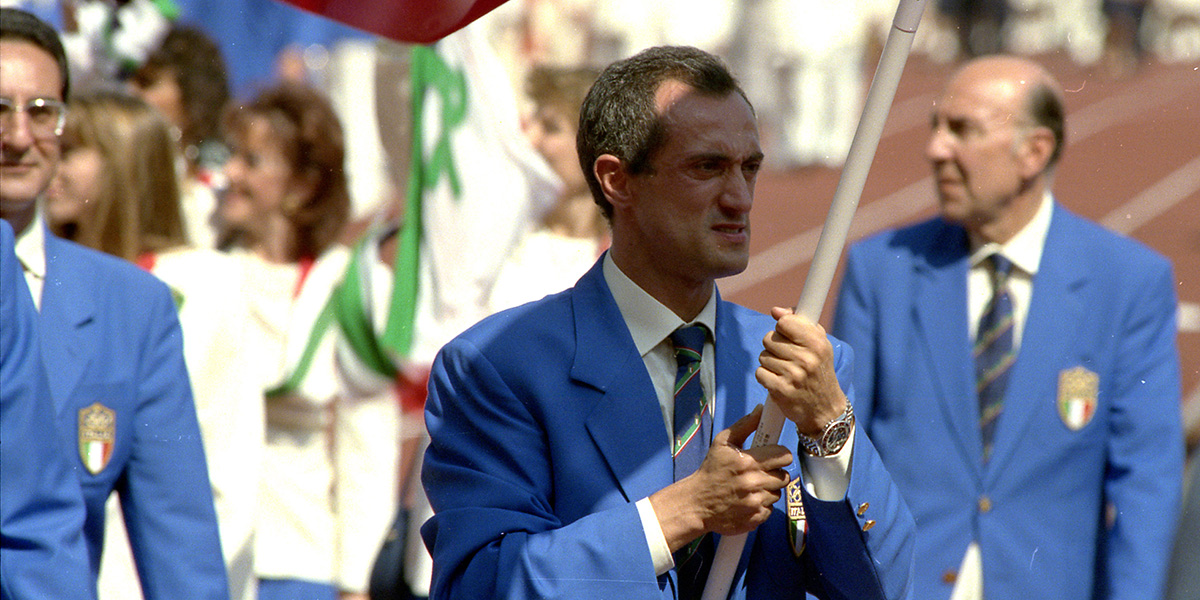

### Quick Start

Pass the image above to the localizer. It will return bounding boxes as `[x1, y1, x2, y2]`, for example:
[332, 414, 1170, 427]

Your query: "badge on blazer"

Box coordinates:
[786, 477, 807, 556]
[1057, 366, 1099, 431]
[79, 402, 115, 474]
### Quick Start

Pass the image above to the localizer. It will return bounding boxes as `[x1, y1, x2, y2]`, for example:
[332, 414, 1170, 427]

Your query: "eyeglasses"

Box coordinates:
[0, 97, 67, 138]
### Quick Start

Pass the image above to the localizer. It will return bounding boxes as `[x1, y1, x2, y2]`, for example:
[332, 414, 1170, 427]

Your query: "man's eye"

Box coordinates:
[27, 106, 55, 121]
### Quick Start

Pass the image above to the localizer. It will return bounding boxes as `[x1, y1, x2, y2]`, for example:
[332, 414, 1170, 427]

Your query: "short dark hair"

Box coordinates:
[1025, 82, 1065, 167]
[133, 25, 230, 152]
[576, 46, 751, 218]
[0, 8, 70, 100]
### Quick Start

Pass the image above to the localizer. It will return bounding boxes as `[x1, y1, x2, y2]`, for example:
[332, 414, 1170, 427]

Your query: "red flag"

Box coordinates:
[280, 0, 510, 44]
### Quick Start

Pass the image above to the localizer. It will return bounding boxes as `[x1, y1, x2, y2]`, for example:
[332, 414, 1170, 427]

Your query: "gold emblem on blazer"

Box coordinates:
[79, 403, 115, 474]
[1058, 367, 1099, 431]
[786, 477, 807, 556]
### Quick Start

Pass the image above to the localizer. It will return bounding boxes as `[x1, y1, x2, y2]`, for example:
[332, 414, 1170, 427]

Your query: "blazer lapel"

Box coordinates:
[574, 262, 674, 504]
[913, 224, 983, 468]
[985, 205, 1088, 477]
[712, 297, 758, 433]
[40, 234, 98, 415]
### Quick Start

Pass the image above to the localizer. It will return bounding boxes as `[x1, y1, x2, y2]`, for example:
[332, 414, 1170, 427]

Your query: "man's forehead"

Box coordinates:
[0, 39, 63, 99]
[933, 79, 1021, 123]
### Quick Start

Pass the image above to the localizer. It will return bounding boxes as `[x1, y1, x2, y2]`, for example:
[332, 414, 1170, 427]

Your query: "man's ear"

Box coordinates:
[1019, 126, 1056, 178]
[595, 154, 631, 210]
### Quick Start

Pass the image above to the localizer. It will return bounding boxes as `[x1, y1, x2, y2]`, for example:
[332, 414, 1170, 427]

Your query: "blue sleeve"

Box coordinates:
[0, 221, 95, 600]
[1102, 257, 1184, 599]
[117, 283, 229, 600]
[421, 339, 665, 600]
[831, 244, 879, 424]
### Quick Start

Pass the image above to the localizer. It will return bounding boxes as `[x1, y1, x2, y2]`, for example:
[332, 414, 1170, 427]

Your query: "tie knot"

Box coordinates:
[989, 253, 1013, 277]
[988, 253, 1014, 287]
[670, 324, 708, 366]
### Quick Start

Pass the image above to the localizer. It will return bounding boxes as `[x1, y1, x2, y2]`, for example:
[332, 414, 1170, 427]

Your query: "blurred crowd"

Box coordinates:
[1, 0, 1198, 599]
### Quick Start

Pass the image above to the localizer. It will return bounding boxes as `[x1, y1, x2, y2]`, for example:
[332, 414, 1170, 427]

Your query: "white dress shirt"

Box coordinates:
[13, 211, 46, 310]
[953, 191, 1053, 600]
[601, 253, 852, 576]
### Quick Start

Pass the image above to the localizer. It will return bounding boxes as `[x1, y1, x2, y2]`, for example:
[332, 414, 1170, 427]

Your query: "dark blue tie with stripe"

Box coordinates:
[975, 254, 1015, 461]
[669, 324, 712, 600]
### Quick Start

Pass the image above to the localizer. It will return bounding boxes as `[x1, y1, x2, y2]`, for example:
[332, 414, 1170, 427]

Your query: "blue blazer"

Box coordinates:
[833, 204, 1183, 600]
[39, 232, 229, 600]
[422, 258, 915, 600]
[1, 221, 94, 600]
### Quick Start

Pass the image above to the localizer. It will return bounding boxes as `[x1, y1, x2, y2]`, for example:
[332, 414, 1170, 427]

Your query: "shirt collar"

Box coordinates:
[14, 210, 47, 280]
[968, 191, 1053, 275]
[602, 252, 718, 357]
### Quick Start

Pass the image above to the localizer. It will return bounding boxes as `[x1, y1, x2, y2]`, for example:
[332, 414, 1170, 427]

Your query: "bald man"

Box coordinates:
[832, 55, 1183, 600]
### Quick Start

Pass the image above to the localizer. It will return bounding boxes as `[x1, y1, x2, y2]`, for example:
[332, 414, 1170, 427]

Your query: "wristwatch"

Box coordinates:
[797, 402, 855, 458]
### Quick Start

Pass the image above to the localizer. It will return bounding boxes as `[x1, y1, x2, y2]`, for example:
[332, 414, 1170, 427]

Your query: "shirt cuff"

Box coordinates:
[800, 424, 855, 500]
[636, 497, 675, 576]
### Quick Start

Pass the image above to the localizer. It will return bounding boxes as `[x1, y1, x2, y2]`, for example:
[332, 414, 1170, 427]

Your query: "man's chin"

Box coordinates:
[712, 255, 750, 280]
[0, 193, 41, 220]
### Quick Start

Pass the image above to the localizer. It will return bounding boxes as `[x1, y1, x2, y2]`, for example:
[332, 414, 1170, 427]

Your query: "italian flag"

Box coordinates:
[328, 10, 559, 388]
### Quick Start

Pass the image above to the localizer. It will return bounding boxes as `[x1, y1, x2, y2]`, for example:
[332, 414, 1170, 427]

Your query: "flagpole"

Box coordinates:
[701, 1, 927, 598]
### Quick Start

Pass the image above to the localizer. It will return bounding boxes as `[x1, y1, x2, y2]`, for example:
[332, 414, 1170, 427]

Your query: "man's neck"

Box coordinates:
[972, 183, 1046, 245]
[608, 245, 713, 322]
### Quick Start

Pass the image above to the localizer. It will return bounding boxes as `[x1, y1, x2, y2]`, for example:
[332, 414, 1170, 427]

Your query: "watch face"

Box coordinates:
[822, 422, 851, 454]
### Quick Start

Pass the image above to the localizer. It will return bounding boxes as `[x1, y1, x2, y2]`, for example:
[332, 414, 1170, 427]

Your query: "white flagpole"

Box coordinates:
[700, 1, 927, 598]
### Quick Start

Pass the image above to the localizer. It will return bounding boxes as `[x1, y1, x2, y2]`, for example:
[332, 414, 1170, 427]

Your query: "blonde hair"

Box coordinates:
[56, 89, 186, 261]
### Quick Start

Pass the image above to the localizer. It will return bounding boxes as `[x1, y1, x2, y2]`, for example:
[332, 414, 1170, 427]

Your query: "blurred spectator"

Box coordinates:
[940, 0, 1008, 56]
[487, 65, 607, 312]
[44, 88, 261, 600]
[1103, 0, 1151, 75]
[590, 0, 737, 63]
[760, 0, 868, 169]
[221, 82, 399, 600]
[130, 25, 230, 248]
[1005, 0, 1106, 64]
[1145, 0, 1200, 62]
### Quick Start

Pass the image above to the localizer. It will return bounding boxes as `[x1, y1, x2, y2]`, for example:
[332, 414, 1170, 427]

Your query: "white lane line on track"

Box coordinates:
[1180, 302, 1200, 334]
[1100, 154, 1200, 235]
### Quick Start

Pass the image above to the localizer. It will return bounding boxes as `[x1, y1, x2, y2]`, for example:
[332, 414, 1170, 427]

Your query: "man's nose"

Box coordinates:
[926, 127, 953, 163]
[1, 111, 37, 151]
[722, 170, 754, 212]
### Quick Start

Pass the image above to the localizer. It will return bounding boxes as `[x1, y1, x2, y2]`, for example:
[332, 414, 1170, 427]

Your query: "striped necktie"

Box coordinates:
[669, 324, 713, 600]
[975, 254, 1015, 461]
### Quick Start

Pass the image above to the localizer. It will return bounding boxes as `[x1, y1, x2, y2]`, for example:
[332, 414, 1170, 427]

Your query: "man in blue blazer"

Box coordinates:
[422, 46, 915, 600]
[0, 9, 228, 599]
[1, 219, 94, 600]
[833, 55, 1183, 600]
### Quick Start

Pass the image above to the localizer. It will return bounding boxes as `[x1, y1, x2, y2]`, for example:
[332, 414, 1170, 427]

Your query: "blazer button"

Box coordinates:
[978, 495, 993, 513]
[862, 519, 876, 532]
[857, 502, 869, 516]
[942, 570, 957, 584]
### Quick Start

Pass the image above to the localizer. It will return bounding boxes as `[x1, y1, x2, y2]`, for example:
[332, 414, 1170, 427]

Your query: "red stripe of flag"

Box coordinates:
[279, 0, 510, 44]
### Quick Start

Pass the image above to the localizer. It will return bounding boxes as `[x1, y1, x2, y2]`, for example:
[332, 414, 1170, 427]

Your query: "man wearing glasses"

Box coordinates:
[1, 8, 228, 598]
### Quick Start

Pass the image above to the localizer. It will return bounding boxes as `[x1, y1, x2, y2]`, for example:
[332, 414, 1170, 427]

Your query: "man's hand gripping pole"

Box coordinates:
[700, 1, 927, 598]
